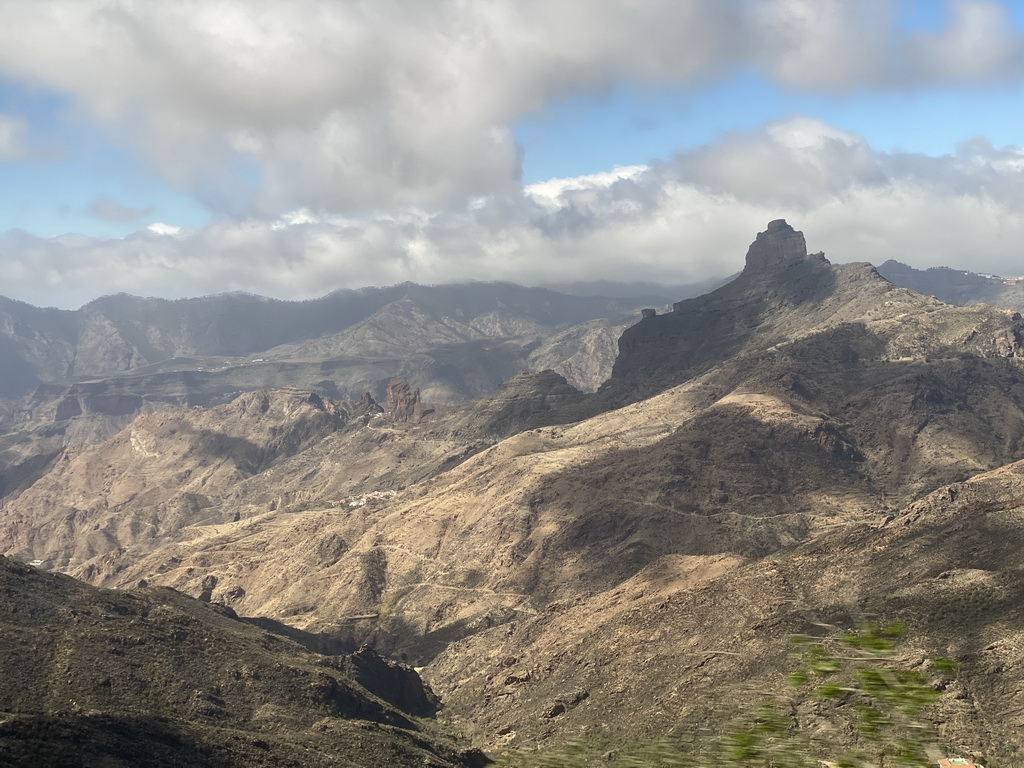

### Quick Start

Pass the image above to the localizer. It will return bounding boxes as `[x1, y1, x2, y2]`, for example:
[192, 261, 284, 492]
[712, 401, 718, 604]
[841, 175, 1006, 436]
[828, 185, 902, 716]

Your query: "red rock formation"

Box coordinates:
[384, 378, 429, 423]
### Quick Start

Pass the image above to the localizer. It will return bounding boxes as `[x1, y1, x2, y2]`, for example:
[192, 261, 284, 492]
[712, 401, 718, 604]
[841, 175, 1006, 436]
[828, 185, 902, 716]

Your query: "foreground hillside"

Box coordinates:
[0, 556, 485, 767]
[3, 221, 1024, 763]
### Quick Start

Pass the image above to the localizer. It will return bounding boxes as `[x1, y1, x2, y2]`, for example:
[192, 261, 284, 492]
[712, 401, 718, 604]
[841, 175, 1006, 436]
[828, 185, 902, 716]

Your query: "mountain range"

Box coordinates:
[3, 221, 1024, 764]
[878, 259, 1024, 312]
[0, 282, 684, 404]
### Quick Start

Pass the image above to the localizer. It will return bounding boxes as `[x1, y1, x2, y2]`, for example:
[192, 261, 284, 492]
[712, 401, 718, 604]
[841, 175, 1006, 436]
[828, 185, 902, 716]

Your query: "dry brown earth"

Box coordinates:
[4, 221, 1024, 762]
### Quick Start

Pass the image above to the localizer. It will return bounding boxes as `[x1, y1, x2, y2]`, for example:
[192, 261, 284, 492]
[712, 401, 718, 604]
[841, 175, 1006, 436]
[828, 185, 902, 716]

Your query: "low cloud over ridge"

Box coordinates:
[4, 117, 1023, 309]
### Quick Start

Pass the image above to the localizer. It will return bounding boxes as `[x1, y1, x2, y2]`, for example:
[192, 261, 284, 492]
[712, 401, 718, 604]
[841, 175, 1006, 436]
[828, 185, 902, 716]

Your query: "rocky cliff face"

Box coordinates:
[440, 369, 585, 439]
[385, 378, 430, 423]
[741, 217, 823, 274]
[610, 219, 1023, 401]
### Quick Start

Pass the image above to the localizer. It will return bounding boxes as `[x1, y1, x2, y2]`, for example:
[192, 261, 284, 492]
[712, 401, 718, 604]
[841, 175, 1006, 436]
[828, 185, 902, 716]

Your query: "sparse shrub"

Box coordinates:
[494, 624, 969, 768]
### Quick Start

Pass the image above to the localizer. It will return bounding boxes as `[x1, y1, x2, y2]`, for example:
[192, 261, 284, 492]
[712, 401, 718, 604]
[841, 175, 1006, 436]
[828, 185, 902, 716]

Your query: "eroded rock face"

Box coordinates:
[0, 388, 353, 572]
[385, 378, 430, 423]
[346, 645, 440, 717]
[356, 391, 383, 415]
[742, 218, 824, 274]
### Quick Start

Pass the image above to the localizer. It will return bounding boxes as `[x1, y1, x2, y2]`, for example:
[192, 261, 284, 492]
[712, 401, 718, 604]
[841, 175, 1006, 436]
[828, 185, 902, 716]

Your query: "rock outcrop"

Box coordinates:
[741, 218, 825, 274]
[440, 369, 585, 439]
[385, 378, 431, 423]
[611, 219, 1024, 402]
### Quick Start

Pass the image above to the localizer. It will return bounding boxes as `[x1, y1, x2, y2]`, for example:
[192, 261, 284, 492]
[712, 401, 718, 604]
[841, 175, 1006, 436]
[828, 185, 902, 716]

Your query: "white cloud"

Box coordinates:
[146, 222, 182, 236]
[748, 0, 896, 89]
[0, 1, 1021, 215]
[910, 0, 1024, 82]
[1, 3, 1023, 308]
[2, 117, 1023, 309]
[526, 166, 648, 210]
[676, 117, 887, 208]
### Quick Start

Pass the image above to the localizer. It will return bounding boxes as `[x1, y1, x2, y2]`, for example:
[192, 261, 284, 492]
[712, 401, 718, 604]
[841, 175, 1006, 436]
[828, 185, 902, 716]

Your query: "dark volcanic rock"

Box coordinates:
[346, 645, 440, 717]
[441, 369, 585, 439]
[355, 391, 383, 416]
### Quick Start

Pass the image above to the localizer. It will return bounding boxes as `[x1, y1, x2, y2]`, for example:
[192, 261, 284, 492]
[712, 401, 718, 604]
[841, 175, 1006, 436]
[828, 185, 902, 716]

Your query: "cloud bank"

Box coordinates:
[0, 2, 1023, 307]
[1, 0, 1022, 214]
[3, 117, 1023, 309]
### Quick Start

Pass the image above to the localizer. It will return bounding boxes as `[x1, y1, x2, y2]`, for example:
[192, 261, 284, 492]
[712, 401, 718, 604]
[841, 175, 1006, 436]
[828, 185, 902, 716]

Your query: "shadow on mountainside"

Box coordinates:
[528, 328, 1024, 594]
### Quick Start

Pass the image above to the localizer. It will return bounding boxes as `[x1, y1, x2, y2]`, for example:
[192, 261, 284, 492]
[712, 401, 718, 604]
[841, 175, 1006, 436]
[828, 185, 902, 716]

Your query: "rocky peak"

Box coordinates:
[229, 388, 330, 418]
[742, 219, 826, 275]
[354, 391, 384, 417]
[385, 378, 430, 423]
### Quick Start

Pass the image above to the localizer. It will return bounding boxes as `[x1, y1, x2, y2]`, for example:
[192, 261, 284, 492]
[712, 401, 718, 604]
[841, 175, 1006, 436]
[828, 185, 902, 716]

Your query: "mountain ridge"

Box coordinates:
[5, 221, 1024, 762]
[878, 258, 1024, 312]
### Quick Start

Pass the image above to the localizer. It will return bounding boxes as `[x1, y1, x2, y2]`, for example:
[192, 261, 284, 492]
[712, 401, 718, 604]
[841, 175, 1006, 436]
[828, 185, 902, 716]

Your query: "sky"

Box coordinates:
[1, 0, 1024, 309]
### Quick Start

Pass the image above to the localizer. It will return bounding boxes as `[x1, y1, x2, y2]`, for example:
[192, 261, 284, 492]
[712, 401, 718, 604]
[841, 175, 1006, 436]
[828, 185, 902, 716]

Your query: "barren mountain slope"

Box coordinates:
[0, 389, 375, 573]
[0, 555, 485, 767]
[0, 372, 587, 586]
[6, 221, 1024, 760]
[54, 225, 1019, 739]
[602, 220, 997, 402]
[427, 459, 1024, 763]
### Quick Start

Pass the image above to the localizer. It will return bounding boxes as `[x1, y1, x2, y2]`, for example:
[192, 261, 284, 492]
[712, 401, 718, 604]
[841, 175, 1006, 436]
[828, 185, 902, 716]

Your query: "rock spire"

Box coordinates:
[743, 219, 824, 274]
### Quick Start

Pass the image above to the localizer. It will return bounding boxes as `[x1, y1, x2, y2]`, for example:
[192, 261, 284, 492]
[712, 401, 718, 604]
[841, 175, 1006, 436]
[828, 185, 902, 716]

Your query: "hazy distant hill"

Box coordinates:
[0, 282, 676, 409]
[541, 275, 732, 299]
[878, 259, 1024, 312]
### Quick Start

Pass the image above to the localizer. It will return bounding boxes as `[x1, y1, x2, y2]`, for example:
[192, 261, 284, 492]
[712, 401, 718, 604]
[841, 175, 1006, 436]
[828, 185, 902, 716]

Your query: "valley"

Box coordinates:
[3, 221, 1024, 764]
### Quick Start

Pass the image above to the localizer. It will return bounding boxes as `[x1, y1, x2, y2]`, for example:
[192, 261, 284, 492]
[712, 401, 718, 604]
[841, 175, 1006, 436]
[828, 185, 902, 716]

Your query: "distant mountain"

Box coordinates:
[540, 275, 732, 299]
[0, 282, 679, 508]
[0, 283, 673, 442]
[878, 259, 1024, 312]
